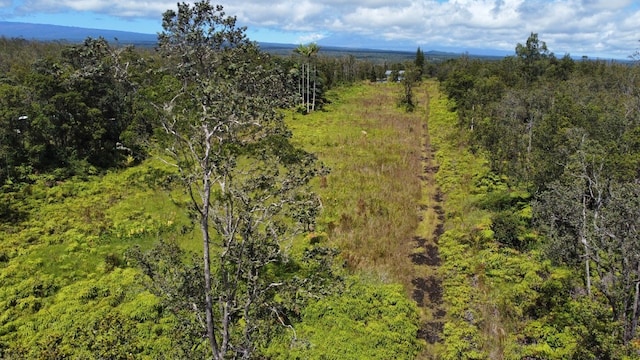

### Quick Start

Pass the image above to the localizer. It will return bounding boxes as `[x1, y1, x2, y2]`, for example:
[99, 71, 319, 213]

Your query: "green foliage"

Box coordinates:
[515, 32, 552, 82]
[474, 177, 533, 250]
[398, 63, 420, 112]
[438, 34, 640, 191]
[151, 2, 330, 358]
[264, 278, 422, 359]
[0, 37, 152, 185]
[436, 33, 640, 352]
[415, 47, 425, 78]
[1, 32, 423, 358]
[293, 43, 323, 113]
[7, 23, 639, 359]
[2, 268, 174, 359]
[424, 78, 638, 358]
[0, 160, 193, 358]
[536, 168, 640, 344]
[518, 288, 626, 359]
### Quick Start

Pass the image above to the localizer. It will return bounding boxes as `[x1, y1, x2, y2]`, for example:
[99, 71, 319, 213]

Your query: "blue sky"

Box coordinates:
[1, 0, 639, 59]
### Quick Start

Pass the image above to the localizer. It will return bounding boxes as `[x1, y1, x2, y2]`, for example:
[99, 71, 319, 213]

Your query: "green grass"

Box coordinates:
[264, 277, 421, 360]
[288, 82, 425, 285]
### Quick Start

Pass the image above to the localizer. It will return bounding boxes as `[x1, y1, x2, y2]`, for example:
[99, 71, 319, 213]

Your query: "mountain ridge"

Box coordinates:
[0, 21, 157, 44]
[0, 21, 504, 61]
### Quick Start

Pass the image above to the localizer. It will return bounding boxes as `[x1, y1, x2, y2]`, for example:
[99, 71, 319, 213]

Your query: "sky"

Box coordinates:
[1, 0, 639, 59]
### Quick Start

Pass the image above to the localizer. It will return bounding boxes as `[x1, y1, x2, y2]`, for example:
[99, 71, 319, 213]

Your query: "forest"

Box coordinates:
[1, 0, 640, 358]
[435, 34, 640, 358]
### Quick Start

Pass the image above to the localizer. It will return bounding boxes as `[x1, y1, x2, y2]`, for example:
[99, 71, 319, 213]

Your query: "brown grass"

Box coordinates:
[289, 81, 449, 358]
[288, 82, 425, 284]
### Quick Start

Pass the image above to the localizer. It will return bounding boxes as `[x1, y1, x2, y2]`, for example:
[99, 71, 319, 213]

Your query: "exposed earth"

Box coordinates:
[409, 89, 446, 353]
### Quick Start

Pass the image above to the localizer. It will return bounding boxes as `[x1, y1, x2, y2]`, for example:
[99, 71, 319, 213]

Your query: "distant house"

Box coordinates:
[383, 70, 405, 82]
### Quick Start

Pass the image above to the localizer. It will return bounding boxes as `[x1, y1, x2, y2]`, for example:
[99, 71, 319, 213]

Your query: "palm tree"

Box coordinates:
[294, 44, 308, 109]
[308, 43, 320, 112]
[294, 43, 320, 113]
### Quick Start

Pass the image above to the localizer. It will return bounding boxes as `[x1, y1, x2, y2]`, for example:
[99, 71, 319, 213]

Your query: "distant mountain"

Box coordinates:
[0, 21, 504, 62]
[0, 21, 416, 61]
[0, 21, 157, 45]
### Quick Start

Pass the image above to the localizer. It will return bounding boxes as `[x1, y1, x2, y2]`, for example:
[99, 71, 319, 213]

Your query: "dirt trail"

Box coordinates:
[410, 87, 446, 357]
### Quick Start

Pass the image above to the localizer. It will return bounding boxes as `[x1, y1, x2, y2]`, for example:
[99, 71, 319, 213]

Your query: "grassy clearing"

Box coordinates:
[273, 81, 426, 359]
[288, 82, 425, 286]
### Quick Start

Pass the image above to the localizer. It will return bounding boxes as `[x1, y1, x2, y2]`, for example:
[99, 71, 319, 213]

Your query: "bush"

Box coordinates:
[264, 278, 423, 359]
[104, 253, 123, 272]
[491, 211, 524, 249]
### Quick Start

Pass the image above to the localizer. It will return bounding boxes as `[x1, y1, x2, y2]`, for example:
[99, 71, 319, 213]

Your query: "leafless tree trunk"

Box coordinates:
[311, 63, 316, 112]
[581, 193, 591, 297]
[306, 60, 310, 113]
[201, 174, 220, 359]
[632, 262, 640, 339]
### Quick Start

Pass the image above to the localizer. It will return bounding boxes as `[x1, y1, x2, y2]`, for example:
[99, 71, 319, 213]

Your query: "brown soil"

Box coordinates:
[418, 321, 444, 344]
[413, 236, 427, 247]
[434, 223, 445, 239]
[410, 244, 441, 266]
[410, 87, 446, 355]
[411, 276, 443, 306]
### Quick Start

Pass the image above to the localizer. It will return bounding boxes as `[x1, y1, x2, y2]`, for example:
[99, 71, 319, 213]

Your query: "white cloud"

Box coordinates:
[580, 0, 633, 10]
[16, 0, 172, 17]
[6, 0, 640, 58]
[296, 32, 326, 44]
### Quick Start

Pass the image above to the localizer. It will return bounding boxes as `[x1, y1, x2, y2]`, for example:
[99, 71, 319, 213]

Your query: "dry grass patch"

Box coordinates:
[288, 82, 425, 284]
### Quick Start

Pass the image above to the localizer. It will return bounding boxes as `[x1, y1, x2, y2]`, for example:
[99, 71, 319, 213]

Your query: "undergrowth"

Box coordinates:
[426, 79, 628, 359]
[1, 82, 424, 359]
[0, 159, 191, 358]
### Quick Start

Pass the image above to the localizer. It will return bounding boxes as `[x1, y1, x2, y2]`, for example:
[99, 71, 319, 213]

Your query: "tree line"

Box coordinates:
[0, 33, 419, 190]
[438, 33, 640, 355]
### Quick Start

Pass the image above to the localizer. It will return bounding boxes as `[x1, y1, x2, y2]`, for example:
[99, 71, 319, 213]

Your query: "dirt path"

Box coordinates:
[411, 86, 446, 358]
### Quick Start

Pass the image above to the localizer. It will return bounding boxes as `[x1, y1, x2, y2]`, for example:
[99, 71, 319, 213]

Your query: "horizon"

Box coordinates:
[0, 20, 514, 58]
[1, 0, 639, 60]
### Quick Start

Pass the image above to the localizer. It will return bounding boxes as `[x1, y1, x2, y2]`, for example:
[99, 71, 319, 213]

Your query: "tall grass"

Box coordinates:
[288, 82, 425, 285]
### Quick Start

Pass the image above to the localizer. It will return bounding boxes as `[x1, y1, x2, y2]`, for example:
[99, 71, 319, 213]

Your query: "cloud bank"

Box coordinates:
[2, 0, 639, 58]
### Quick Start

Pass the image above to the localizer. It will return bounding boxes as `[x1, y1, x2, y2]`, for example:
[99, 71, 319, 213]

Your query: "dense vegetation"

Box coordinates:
[436, 33, 640, 357]
[2, 1, 640, 357]
[0, 3, 424, 357]
[0, 37, 150, 186]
